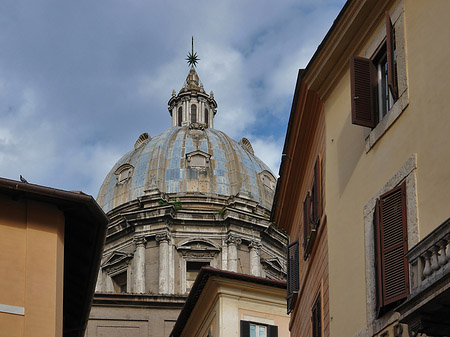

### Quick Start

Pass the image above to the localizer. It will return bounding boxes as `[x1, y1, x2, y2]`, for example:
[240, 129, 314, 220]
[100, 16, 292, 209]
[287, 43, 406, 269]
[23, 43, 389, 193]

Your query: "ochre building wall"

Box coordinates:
[323, 0, 450, 335]
[0, 196, 64, 337]
[285, 88, 329, 337]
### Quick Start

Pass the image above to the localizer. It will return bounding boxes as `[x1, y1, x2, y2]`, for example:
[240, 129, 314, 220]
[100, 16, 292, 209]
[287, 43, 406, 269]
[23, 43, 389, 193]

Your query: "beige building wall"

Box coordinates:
[0, 196, 64, 337]
[323, 0, 450, 336]
[178, 277, 289, 337]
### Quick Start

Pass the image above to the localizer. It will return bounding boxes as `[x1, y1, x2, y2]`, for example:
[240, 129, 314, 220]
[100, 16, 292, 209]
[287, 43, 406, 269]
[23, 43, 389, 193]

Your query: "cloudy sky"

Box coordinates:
[0, 0, 345, 197]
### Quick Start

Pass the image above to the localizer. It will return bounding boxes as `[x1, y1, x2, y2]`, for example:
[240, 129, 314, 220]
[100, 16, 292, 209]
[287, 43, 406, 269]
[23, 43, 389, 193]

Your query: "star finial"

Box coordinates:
[186, 36, 200, 67]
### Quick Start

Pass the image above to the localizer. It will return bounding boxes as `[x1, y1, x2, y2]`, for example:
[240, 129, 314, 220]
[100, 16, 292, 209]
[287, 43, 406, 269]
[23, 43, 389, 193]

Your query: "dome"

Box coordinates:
[97, 125, 277, 214]
[90, 47, 287, 333]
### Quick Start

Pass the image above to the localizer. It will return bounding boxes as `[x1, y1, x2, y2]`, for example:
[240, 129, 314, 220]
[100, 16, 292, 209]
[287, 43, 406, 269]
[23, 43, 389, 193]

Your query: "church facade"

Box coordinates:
[86, 63, 287, 337]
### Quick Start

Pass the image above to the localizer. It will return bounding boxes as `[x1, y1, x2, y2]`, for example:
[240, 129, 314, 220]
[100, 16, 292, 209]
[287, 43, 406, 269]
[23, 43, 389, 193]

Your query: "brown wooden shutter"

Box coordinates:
[268, 325, 278, 337]
[313, 155, 322, 225]
[378, 183, 409, 307]
[350, 55, 377, 128]
[287, 241, 299, 313]
[374, 198, 384, 315]
[240, 321, 250, 337]
[386, 12, 398, 99]
[311, 293, 321, 337]
[303, 192, 312, 251]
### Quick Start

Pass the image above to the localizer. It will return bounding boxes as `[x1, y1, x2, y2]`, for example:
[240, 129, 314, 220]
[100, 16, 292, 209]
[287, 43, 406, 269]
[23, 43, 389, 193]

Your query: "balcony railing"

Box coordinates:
[407, 217, 450, 296]
[397, 217, 450, 336]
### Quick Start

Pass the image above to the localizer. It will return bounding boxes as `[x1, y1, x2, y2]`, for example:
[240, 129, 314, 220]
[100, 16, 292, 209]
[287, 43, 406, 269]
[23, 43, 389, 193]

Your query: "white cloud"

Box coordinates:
[0, 0, 345, 196]
[251, 136, 285, 177]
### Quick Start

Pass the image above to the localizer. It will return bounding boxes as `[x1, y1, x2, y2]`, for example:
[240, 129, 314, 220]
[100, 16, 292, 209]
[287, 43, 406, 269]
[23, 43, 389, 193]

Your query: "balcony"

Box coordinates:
[397, 217, 450, 336]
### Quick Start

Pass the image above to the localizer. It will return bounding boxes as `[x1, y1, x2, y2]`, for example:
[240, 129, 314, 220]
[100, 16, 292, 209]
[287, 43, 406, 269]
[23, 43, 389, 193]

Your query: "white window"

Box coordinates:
[250, 324, 267, 337]
[374, 45, 395, 121]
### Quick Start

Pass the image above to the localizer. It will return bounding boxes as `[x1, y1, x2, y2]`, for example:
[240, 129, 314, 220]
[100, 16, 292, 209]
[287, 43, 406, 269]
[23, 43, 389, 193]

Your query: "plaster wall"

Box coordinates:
[237, 246, 250, 274]
[87, 306, 180, 337]
[145, 244, 159, 294]
[324, 0, 450, 336]
[0, 196, 64, 337]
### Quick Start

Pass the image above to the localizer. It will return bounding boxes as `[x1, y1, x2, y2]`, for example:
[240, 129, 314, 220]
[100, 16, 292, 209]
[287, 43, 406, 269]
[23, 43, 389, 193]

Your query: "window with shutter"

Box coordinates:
[374, 182, 409, 315]
[313, 155, 323, 224]
[240, 321, 278, 337]
[287, 241, 299, 313]
[350, 12, 397, 129]
[303, 192, 313, 259]
[178, 107, 183, 126]
[304, 155, 323, 259]
[311, 291, 321, 337]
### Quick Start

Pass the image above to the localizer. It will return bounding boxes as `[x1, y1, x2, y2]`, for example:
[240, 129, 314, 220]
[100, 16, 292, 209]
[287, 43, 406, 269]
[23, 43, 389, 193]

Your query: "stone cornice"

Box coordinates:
[92, 293, 187, 308]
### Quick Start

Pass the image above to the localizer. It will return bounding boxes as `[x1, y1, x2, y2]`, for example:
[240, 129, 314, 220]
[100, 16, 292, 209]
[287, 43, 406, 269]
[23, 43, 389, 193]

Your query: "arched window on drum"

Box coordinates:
[191, 104, 197, 123]
[204, 108, 209, 125]
[178, 107, 183, 126]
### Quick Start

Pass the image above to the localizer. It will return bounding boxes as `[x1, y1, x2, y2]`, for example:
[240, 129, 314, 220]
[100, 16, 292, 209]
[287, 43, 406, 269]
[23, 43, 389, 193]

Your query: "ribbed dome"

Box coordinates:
[97, 125, 277, 213]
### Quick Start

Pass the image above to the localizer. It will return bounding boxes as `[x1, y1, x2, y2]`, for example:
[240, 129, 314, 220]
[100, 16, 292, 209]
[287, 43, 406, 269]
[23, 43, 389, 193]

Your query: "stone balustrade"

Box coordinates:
[407, 217, 450, 296]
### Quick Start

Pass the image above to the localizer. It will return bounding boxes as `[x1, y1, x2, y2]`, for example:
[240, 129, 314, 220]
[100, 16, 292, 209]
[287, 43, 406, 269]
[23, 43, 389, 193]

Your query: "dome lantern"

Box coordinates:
[168, 38, 217, 128]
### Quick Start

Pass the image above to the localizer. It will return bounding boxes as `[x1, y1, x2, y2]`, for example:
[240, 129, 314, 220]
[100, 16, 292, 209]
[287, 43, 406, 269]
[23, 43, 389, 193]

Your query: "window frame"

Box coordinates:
[351, 6, 408, 152]
[114, 164, 134, 185]
[351, 12, 398, 129]
[240, 320, 278, 337]
[363, 155, 418, 328]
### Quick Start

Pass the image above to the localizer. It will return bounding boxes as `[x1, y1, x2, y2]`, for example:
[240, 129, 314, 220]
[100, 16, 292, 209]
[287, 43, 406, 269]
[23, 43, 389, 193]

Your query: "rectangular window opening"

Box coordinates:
[241, 320, 277, 337]
[112, 271, 127, 293]
[186, 261, 210, 291]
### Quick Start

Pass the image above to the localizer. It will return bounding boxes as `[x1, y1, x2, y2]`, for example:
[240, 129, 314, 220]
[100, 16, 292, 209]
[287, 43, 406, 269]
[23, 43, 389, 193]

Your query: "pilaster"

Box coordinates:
[227, 233, 242, 272]
[249, 240, 262, 277]
[156, 231, 171, 294]
[133, 236, 147, 293]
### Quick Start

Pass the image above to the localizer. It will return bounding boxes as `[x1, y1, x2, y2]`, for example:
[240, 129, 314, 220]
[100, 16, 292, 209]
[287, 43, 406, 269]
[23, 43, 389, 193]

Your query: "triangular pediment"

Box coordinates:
[261, 256, 283, 270]
[102, 250, 133, 268]
[186, 150, 211, 168]
[186, 150, 211, 159]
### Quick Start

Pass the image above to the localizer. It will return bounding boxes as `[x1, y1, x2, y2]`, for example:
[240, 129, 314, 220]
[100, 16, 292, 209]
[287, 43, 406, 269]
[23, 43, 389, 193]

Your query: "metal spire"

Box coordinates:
[186, 36, 200, 67]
